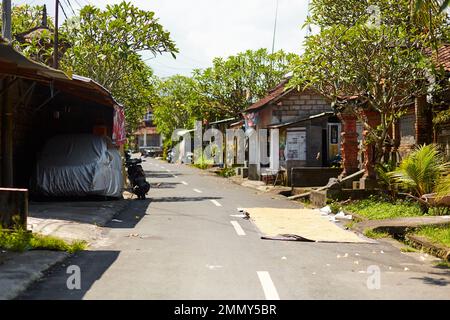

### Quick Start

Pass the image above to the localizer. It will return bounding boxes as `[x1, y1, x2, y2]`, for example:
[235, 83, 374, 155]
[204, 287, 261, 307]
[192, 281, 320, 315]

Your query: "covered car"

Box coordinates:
[33, 134, 123, 198]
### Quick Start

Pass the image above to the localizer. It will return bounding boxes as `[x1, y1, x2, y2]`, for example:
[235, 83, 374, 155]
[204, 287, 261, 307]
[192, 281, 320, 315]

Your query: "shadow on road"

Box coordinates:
[149, 182, 181, 189]
[149, 196, 222, 203]
[17, 250, 120, 300]
[107, 199, 151, 228]
[410, 276, 450, 286]
[145, 170, 182, 178]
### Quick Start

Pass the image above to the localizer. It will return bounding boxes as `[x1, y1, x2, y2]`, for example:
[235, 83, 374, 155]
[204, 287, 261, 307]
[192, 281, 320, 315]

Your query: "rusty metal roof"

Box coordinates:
[0, 40, 121, 108]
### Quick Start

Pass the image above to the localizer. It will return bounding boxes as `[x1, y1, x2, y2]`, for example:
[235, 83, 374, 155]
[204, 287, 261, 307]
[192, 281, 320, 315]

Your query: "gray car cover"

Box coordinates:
[34, 134, 123, 198]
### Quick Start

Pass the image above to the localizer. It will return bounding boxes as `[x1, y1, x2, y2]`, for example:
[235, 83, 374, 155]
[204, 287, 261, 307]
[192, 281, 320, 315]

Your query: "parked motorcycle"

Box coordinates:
[125, 151, 150, 200]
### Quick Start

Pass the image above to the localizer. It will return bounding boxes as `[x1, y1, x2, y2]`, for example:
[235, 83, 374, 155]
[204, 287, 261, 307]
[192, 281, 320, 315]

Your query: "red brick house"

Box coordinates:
[242, 78, 342, 186]
[339, 44, 450, 189]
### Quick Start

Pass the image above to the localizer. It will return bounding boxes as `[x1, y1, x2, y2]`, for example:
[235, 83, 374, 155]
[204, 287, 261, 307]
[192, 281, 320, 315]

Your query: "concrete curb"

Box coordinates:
[350, 216, 450, 261]
[0, 250, 69, 300]
[1, 199, 133, 300]
[353, 216, 450, 235]
[405, 234, 450, 261]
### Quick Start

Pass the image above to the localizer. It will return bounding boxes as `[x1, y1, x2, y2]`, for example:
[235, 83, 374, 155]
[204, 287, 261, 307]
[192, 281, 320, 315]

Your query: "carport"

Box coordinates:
[0, 40, 126, 190]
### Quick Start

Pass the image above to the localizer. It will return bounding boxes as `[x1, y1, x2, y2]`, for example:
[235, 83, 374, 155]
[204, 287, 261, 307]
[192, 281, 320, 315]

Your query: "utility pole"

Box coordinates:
[53, 0, 59, 69]
[2, 0, 12, 41]
[1, 0, 12, 187]
[271, 0, 279, 54]
[42, 5, 48, 27]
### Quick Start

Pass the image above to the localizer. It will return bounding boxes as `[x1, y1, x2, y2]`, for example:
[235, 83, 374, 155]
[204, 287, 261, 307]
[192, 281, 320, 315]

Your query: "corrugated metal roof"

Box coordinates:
[0, 40, 121, 108]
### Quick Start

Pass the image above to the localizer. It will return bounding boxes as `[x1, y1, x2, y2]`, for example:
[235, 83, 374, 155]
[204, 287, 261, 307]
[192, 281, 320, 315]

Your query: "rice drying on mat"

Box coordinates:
[244, 208, 370, 243]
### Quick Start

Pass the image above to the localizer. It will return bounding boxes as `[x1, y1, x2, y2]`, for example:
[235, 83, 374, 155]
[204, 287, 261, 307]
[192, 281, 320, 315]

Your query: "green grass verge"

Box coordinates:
[400, 246, 418, 253]
[363, 229, 390, 239]
[343, 197, 432, 220]
[435, 261, 450, 268]
[0, 228, 87, 253]
[414, 225, 450, 248]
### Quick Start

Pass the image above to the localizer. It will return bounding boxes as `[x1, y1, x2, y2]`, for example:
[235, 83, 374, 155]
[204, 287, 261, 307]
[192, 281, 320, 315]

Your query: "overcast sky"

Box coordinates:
[15, 0, 310, 77]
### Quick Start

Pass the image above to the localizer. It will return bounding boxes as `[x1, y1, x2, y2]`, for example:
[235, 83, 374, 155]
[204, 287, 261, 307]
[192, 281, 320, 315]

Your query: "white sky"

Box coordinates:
[15, 0, 310, 77]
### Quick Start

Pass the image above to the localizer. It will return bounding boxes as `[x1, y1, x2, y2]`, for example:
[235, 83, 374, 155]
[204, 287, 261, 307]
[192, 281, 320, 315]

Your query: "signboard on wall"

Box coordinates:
[286, 129, 306, 161]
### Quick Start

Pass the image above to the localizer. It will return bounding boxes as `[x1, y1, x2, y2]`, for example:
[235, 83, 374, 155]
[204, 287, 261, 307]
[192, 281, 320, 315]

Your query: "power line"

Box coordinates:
[72, 0, 83, 9]
[58, 1, 68, 20]
[62, 0, 76, 16]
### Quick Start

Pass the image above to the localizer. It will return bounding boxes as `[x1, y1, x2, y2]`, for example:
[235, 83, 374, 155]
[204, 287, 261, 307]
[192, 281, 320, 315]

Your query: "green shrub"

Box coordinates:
[217, 167, 236, 178]
[0, 226, 87, 253]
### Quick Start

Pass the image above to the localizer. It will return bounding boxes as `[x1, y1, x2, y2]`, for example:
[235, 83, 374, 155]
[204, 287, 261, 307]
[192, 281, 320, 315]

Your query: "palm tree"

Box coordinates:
[390, 144, 450, 198]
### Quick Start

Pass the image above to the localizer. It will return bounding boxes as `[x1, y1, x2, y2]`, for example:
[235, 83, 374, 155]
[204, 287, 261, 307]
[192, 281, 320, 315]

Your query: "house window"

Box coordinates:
[400, 114, 416, 145]
[147, 134, 161, 147]
[143, 112, 153, 122]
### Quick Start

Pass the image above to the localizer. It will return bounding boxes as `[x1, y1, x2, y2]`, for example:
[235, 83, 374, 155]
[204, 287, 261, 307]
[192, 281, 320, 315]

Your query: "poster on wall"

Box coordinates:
[285, 130, 306, 161]
[113, 105, 126, 146]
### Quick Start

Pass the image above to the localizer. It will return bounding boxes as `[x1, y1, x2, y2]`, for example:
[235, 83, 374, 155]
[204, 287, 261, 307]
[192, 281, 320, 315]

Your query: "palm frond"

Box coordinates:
[389, 144, 450, 197]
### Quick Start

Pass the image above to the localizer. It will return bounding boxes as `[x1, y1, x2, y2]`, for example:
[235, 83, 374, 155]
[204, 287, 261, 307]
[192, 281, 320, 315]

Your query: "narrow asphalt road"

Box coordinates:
[20, 158, 450, 299]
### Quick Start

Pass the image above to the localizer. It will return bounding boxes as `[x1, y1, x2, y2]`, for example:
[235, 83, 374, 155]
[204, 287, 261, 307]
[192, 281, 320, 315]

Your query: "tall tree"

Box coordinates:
[60, 2, 178, 130]
[290, 0, 449, 162]
[152, 75, 208, 141]
[193, 49, 296, 117]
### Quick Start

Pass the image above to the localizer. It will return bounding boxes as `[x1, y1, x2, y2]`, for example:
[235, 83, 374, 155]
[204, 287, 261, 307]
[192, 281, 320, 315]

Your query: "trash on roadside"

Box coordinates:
[127, 233, 139, 238]
[335, 211, 353, 220]
[328, 216, 337, 222]
[320, 205, 332, 214]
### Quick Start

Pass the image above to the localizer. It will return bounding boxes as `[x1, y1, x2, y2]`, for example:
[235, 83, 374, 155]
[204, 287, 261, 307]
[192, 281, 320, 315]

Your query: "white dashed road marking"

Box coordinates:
[230, 221, 246, 236]
[193, 189, 202, 193]
[181, 181, 188, 185]
[210, 200, 222, 207]
[257, 271, 280, 300]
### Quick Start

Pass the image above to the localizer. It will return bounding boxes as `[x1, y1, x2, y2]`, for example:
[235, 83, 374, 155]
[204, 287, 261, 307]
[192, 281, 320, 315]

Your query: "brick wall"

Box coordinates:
[271, 90, 332, 124]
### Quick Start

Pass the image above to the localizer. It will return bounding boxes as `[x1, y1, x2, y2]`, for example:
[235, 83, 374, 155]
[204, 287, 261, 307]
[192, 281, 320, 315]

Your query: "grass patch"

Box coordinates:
[400, 246, 418, 253]
[414, 225, 450, 248]
[216, 167, 236, 178]
[363, 229, 390, 239]
[343, 196, 432, 220]
[435, 261, 450, 268]
[0, 227, 87, 253]
[344, 220, 356, 230]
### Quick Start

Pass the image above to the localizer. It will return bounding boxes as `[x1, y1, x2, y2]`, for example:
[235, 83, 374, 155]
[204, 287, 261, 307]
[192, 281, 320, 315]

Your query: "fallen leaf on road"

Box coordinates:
[127, 233, 139, 238]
